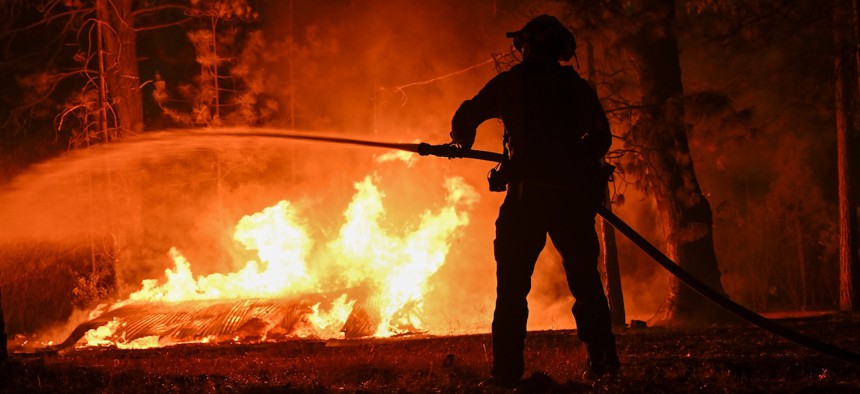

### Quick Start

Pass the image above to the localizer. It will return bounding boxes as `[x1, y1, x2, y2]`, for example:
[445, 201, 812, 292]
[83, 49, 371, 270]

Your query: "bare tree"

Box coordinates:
[619, 0, 731, 323]
[3, 0, 194, 146]
[834, 0, 860, 311]
[0, 288, 7, 362]
[561, 0, 730, 323]
[95, 0, 143, 136]
[551, 0, 729, 324]
[583, 38, 626, 326]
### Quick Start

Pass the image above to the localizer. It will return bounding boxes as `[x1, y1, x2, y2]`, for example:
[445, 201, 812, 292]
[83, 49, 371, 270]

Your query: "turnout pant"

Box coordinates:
[491, 183, 614, 379]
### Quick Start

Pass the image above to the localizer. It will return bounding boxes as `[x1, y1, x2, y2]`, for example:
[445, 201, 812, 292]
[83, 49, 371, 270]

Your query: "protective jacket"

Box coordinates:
[451, 59, 611, 188]
[451, 58, 617, 380]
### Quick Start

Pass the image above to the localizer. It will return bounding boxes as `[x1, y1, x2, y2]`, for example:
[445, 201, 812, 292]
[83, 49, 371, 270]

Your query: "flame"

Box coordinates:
[82, 318, 122, 347]
[79, 174, 478, 348]
[291, 294, 357, 339]
[329, 176, 478, 336]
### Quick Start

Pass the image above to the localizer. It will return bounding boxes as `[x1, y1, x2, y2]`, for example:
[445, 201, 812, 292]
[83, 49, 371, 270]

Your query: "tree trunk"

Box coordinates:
[0, 287, 7, 362]
[585, 39, 626, 326]
[96, 17, 109, 140]
[601, 219, 626, 326]
[211, 18, 221, 124]
[834, 0, 860, 311]
[795, 215, 807, 311]
[96, 0, 144, 137]
[626, 0, 730, 324]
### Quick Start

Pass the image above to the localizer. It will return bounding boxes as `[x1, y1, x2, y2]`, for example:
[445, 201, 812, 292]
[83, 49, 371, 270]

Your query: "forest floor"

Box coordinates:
[2, 312, 859, 393]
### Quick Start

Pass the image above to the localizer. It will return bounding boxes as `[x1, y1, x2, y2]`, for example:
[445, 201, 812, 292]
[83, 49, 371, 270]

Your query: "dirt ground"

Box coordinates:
[2, 312, 859, 393]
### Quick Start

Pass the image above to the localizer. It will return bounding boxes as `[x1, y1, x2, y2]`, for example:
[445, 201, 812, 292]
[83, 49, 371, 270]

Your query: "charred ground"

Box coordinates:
[2, 312, 859, 393]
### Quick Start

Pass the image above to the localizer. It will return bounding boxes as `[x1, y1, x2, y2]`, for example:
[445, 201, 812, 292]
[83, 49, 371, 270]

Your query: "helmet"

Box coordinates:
[506, 15, 576, 62]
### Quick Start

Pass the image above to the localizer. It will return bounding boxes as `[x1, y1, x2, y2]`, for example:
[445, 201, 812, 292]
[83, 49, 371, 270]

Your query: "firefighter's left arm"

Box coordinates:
[582, 84, 612, 160]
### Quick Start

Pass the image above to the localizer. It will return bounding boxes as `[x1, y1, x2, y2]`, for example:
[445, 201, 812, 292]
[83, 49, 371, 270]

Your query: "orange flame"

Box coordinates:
[79, 174, 478, 348]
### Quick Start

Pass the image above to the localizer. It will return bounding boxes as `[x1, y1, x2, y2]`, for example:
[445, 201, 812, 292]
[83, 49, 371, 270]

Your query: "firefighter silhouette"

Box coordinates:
[448, 15, 618, 386]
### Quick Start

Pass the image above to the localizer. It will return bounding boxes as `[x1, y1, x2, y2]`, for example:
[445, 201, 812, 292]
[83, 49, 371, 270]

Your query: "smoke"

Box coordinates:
[252, 0, 519, 334]
[254, 1, 515, 139]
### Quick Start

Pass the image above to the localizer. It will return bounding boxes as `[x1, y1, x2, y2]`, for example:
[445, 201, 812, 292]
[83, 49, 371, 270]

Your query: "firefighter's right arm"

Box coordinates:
[449, 74, 505, 149]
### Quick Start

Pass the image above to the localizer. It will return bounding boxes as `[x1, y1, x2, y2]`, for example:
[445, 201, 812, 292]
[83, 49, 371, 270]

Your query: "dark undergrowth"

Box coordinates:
[2, 312, 859, 393]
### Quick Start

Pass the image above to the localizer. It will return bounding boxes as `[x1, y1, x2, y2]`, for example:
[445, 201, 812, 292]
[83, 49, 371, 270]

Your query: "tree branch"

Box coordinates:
[385, 58, 495, 105]
[705, 0, 798, 41]
[133, 17, 192, 32]
[0, 8, 90, 39]
[131, 4, 189, 18]
[15, 69, 95, 112]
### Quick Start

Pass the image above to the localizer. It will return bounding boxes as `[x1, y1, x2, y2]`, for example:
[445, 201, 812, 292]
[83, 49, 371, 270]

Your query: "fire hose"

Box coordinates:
[207, 129, 860, 365]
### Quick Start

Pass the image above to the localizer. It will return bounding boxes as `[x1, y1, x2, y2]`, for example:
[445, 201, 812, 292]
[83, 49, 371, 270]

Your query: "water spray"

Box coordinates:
[195, 127, 860, 365]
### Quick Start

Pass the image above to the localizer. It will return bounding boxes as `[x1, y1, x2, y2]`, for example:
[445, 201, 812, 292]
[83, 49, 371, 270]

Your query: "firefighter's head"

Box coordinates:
[506, 15, 576, 62]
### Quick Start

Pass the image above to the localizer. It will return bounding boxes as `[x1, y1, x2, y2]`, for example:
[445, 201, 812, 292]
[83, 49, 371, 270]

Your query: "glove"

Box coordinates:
[446, 141, 465, 150]
[448, 131, 474, 150]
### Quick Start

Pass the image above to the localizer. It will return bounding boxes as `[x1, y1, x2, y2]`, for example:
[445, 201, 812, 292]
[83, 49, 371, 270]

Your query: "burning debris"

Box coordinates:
[60, 298, 315, 349]
[60, 173, 478, 349]
[57, 294, 360, 349]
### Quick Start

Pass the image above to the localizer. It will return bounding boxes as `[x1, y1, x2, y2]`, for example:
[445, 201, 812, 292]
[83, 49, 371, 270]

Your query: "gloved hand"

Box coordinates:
[446, 141, 465, 150]
[448, 131, 474, 150]
[438, 141, 466, 158]
[417, 134, 472, 159]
